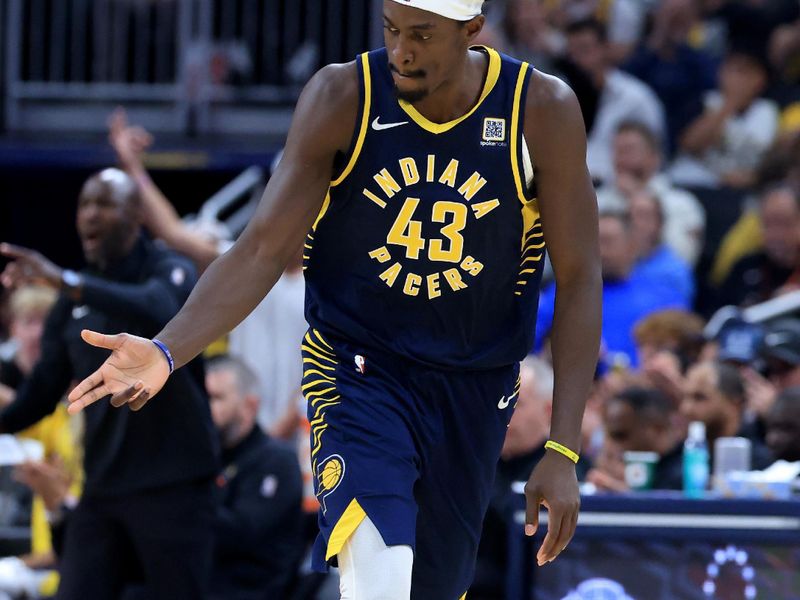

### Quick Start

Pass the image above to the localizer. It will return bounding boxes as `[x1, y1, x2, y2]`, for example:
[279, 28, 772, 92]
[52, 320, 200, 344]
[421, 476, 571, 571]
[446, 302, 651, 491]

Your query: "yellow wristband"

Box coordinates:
[545, 440, 579, 464]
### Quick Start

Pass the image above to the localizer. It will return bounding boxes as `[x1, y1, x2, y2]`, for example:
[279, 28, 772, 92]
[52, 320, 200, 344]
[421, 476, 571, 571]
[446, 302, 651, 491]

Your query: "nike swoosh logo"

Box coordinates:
[498, 395, 510, 409]
[372, 117, 408, 131]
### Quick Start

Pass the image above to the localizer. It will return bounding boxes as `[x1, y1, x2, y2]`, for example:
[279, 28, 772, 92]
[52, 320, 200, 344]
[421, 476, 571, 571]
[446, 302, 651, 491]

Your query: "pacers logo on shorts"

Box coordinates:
[316, 454, 345, 514]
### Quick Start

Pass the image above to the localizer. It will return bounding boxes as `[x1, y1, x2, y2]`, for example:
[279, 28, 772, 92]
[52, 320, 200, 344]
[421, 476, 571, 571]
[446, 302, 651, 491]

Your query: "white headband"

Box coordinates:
[389, 0, 484, 21]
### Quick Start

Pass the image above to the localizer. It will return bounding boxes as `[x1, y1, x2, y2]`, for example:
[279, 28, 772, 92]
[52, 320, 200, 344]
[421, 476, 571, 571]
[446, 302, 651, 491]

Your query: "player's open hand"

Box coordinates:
[524, 450, 580, 566]
[67, 330, 170, 414]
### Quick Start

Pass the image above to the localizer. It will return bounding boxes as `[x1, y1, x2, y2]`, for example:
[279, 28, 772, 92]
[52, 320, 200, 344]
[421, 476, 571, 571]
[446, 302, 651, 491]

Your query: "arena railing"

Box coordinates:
[4, 0, 380, 136]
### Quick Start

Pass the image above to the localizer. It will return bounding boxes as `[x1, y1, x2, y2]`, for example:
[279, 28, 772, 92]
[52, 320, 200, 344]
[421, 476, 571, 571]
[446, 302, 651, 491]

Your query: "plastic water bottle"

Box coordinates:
[683, 421, 709, 498]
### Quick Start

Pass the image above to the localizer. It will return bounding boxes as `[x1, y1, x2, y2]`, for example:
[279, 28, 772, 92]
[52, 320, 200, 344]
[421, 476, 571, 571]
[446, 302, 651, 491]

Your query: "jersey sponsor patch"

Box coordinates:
[482, 117, 506, 142]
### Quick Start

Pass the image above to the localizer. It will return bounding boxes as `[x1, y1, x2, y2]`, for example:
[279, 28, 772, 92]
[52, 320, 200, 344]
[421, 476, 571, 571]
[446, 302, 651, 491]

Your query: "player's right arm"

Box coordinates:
[68, 62, 360, 414]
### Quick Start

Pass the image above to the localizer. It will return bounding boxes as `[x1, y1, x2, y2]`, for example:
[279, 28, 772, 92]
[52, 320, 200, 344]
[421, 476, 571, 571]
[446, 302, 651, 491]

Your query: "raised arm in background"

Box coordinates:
[68, 62, 359, 413]
[108, 109, 221, 272]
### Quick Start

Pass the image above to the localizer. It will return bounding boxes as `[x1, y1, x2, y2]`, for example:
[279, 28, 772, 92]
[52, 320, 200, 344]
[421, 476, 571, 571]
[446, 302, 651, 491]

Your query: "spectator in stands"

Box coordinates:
[596, 121, 706, 265]
[0, 456, 74, 600]
[670, 46, 779, 189]
[0, 286, 57, 408]
[629, 189, 695, 304]
[110, 109, 307, 432]
[716, 183, 800, 308]
[0, 285, 82, 598]
[205, 355, 303, 600]
[228, 249, 306, 434]
[681, 361, 773, 469]
[634, 309, 706, 371]
[563, 18, 666, 184]
[633, 309, 705, 406]
[587, 386, 684, 491]
[623, 0, 718, 154]
[536, 211, 687, 368]
[738, 318, 800, 431]
[0, 169, 218, 600]
[765, 386, 800, 462]
[500, 0, 565, 73]
[549, 0, 647, 63]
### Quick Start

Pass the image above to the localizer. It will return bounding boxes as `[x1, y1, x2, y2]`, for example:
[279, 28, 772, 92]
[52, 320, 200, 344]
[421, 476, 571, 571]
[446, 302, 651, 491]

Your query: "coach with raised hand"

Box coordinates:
[0, 168, 218, 600]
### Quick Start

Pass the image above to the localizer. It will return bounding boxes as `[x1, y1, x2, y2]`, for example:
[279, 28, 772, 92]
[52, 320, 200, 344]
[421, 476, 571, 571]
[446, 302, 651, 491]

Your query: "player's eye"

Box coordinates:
[383, 25, 399, 35]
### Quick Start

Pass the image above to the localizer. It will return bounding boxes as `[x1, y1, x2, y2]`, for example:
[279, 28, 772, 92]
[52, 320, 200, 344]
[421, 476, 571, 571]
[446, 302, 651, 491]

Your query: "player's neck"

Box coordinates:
[409, 49, 487, 124]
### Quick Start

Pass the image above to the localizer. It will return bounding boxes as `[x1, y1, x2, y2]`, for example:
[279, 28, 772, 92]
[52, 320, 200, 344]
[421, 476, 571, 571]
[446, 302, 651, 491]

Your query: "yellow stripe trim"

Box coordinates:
[302, 379, 336, 391]
[510, 62, 530, 205]
[522, 254, 543, 264]
[311, 394, 341, 408]
[520, 268, 537, 275]
[304, 332, 336, 357]
[398, 47, 501, 134]
[302, 368, 335, 381]
[331, 53, 372, 187]
[312, 329, 334, 350]
[301, 345, 337, 364]
[303, 357, 336, 371]
[306, 386, 338, 399]
[310, 400, 341, 421]
[326, 499, 367, 561]
[311, 191, 331, 233]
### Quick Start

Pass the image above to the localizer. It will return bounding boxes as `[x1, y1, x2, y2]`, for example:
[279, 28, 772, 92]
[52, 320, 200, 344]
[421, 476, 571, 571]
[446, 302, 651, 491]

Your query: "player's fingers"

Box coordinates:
[68, 370, 106, 403]
[0, 243, 31, 260]
[81, 329, 125, 350]
[523, 486, 541, 537]
[128, 390, 150, 412]
[110, 382, 144, 408]
[108, 107, 126, 132]
[536, 504, 563, 566]
[67, 383, 113, 415]
[547, 510, 575, 564]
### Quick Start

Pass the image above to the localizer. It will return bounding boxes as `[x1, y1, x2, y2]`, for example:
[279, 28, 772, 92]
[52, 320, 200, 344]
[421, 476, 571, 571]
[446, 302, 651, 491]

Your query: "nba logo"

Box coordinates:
[354, 354, 366, 374]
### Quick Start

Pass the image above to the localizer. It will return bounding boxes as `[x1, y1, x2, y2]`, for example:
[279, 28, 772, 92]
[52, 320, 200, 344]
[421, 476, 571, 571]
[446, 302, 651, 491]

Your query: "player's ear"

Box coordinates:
[462, 15, 485, 43]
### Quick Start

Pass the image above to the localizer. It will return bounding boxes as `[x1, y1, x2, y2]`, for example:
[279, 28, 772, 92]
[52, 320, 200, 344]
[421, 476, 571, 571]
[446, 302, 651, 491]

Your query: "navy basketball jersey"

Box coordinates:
[304, 46, 543, 369]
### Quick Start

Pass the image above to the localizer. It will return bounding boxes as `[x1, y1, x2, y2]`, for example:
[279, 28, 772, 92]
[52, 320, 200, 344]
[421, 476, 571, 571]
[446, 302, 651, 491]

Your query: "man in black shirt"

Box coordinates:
[717, 185, 800, 309]
[0, 168, 218, 600]
[205, 354, 303, 600]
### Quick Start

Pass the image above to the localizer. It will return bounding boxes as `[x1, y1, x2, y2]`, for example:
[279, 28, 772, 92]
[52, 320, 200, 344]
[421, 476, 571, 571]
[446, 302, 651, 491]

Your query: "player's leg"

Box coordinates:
[55, 498, 131, 600]
[302, 330, 420, 588]
[410, 364, 519, 600]
[338, 515, 413, 599]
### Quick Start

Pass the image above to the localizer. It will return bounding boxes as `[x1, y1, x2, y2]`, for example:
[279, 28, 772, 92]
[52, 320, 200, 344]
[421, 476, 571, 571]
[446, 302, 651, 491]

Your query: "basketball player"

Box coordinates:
[67, 1, 601, 598]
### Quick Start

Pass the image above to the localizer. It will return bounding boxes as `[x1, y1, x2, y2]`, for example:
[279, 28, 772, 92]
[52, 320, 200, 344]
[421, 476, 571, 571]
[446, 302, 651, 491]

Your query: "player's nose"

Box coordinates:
[391, 39, 414, 65]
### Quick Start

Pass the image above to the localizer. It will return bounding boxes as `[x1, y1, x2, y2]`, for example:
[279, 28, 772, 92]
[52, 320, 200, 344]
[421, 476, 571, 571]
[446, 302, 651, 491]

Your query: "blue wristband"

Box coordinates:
[152, 339, 175, 374]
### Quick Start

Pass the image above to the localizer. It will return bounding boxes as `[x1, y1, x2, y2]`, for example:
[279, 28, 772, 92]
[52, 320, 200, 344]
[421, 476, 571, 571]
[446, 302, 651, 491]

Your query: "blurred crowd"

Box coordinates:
[1, 0, 800, 598]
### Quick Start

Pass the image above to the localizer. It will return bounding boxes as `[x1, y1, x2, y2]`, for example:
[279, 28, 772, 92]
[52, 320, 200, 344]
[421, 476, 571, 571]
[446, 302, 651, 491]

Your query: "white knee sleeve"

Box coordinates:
[338, 516, 413, 600]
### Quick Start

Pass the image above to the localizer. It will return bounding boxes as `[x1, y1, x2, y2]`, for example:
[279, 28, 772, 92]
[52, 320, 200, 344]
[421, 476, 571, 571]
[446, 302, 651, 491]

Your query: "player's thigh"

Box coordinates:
[304, 330, 421, 571]
[411, 365, 518, 600]
[339, 515, 413, 600]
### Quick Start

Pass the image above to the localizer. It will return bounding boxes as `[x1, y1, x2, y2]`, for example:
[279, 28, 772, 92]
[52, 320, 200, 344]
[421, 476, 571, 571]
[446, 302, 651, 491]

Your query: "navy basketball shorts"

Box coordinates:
[302, 328, 520, 600]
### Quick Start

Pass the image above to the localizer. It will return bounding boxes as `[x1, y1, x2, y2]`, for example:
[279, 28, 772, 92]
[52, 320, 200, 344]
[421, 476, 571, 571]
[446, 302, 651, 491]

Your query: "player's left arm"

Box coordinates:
[522, 70, 602, 566]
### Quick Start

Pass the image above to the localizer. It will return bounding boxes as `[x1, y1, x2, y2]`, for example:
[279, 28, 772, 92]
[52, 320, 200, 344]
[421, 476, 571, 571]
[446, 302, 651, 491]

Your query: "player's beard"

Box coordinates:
[393, 84, 429, 103]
